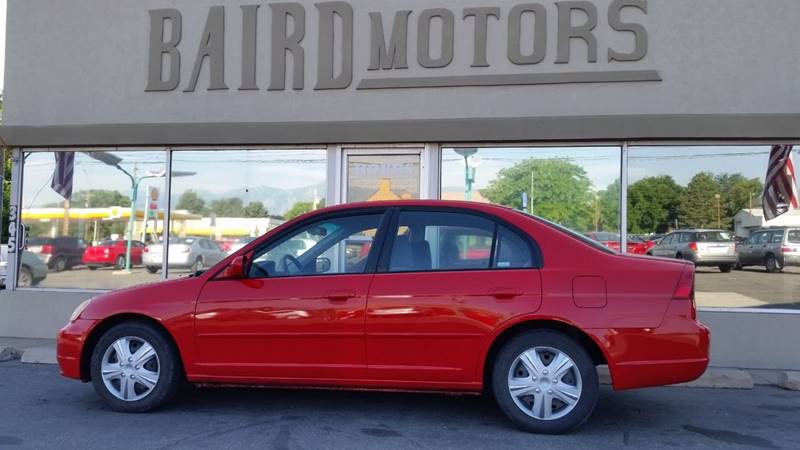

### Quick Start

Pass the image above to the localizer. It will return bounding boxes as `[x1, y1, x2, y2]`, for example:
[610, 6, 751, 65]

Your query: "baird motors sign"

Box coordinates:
[146, 0, 659, 93]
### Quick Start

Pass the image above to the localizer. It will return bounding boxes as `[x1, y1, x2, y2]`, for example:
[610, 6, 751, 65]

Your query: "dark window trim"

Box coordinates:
[376, 206, 542, 275]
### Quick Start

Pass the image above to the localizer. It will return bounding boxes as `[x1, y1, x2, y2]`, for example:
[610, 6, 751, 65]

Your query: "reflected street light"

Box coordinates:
[89, 152, 196, 272]
[454, 148, 479, 201]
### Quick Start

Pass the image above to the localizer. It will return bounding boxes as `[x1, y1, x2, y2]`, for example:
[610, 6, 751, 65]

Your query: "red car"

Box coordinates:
[584, 232, 650, 255]
[58, 201, 708, 434]
[82, 240, 145, 270]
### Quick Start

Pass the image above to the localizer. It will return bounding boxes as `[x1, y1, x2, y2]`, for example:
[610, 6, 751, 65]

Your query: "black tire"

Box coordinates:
[88, 266, 98, 271]
[18, 266, 34, 288]
[115, 255, 127, 270]
[146, 266, 159, 274]
[191, 257, 204, 273]
[51, 256, 67, 273]
[719, 265, 733, 273]
[492, 330, 599, 434]
[90, 322, 183, 413]
[765, 254, 781, 273]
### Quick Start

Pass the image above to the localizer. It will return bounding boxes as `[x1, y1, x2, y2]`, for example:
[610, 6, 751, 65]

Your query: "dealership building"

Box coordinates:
[0, 0, 798, 375]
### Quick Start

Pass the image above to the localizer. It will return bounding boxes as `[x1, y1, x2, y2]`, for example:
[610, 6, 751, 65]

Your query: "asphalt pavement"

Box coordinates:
[0, 361, 798, 449]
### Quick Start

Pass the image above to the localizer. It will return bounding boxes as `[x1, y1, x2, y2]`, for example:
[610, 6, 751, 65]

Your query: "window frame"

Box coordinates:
[240, 207, 394, 280]
[376, 206, 542, 274]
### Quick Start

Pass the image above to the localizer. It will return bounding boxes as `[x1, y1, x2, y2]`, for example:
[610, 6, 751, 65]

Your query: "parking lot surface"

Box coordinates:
[1, 361, 798, 449]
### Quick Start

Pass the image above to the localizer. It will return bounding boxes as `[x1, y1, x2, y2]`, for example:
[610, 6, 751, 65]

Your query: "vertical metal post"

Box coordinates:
[0, 147, 5, 250]
[620, 143, 629, 253]
[161, 149, 173, 279]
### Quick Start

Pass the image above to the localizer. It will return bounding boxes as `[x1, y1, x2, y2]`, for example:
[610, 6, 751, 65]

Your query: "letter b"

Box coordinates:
[146, 9, 182, 92]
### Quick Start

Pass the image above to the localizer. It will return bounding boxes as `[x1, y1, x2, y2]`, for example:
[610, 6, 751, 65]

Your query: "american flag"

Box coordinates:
[51, 152, 75, 200]
[762, 145, 798, 221]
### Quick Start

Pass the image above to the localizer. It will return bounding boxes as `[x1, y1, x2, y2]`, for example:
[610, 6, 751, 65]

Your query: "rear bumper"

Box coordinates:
[57, 319, 97, 381]
[781, 254, 800, 266]
[588, 302, 710, 390]
[692, 254, 736, 266]
[82, 256, 114, 266]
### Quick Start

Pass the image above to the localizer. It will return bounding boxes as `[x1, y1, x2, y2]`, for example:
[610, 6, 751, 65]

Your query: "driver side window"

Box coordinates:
[248, 213, 383, 278]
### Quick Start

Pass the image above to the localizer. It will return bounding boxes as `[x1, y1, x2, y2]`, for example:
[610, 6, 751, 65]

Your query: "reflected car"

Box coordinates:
[143, 237, 228, 273]
[584, 232, 649, 254]
[83, 240, 145, 270]
[0, 247, 48, 288]
[26, 236, 87, 272]
[227, 237, 258, 255]
[736, 227, 800, 272]
[648, 229, 736, 272]
[58, 201, 709, 435]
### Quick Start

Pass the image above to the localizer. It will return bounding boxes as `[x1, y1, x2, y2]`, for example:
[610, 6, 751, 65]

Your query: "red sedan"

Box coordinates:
[58, 201, 708, 434]
[584, 232, 650, 255]
[82, 240, 145, 270]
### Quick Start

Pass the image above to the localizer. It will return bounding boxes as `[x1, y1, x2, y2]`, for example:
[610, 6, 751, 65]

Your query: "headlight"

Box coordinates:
[69, 299, 92, 323]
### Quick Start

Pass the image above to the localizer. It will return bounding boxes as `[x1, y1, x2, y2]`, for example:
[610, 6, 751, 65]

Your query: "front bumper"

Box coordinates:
[57, 319, 97, 380]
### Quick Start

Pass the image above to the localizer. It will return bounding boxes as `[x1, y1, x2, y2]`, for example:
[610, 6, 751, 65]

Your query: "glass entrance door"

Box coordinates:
[343, 149, 425, 204]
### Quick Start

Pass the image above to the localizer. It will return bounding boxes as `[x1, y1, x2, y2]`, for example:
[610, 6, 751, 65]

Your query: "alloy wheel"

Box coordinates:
[507, 347, 583, 421]
[100, 336, 160, 402]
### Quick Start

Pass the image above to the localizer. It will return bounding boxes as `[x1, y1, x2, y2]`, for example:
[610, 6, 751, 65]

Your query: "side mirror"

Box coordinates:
[217, 255, 247, 280]
[316, 257, 332, 273]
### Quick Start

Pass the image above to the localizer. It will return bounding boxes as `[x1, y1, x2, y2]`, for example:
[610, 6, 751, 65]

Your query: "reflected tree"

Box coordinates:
[628, 176, 684, 234]
[176, 191, 208, 215]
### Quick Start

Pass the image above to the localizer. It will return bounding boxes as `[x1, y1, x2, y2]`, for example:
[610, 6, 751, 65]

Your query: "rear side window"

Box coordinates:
[387, 211, 534, 273]
[772, 232, 784, 244]
[758, 233, 771, 245]
[788, 230, 800, 243]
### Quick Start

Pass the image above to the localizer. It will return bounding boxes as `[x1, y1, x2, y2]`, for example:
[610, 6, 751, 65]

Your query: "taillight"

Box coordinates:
[144, 247, 149, 253]
[673, 264, 696, 319]
[782, 247, 795, 253]
[688, 242, 698, 252]
[41, 244, 53, 254]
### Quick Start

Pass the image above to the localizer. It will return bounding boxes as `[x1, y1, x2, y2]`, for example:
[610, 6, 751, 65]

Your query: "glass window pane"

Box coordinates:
[494, 226, 533, 269]
[250, 213, 382, 278]
[389, 211, 496, 272]
[441, 146, 622, 251]
[20, 150, 166, 289]
[628, 145, 799, 310]
[167, 149, 327, 278]
[347, 154, 420, 202]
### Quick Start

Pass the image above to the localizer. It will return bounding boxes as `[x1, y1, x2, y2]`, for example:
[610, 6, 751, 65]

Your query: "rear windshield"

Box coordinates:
[172, 238, 196, 244]
[28, 238, 52, 245]
[589, 232, 620, 242]
[533, 216, 615, 255]
[695, 231, 731, 243]
[788, 230, 800, 244]
[99, 240, 124, 246]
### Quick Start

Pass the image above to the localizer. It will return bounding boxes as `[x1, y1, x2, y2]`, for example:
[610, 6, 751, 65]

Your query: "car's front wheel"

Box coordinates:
[90, 322, 183, 413]
[492, 330, 598, 434]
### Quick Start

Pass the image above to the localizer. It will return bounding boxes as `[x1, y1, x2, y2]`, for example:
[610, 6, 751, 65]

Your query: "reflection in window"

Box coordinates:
[441, 146, 622, 242]
[167, 149, 327, 277]
[628, 145, 799, 310]
[20, 150, 167, 289]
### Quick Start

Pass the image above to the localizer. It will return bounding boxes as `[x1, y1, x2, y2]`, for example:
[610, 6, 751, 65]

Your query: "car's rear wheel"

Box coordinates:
[51, 256, 67, 272]
[719, 265, 733, 273]
[146, 266, 159, 274]
[115, 255, 127, 270]
[191, 258, 204, 273]
[18, 266, 33, 288]
[492, 330, 598, 434]
[90, 322, 183, 413]
[765, 254, 781, 273]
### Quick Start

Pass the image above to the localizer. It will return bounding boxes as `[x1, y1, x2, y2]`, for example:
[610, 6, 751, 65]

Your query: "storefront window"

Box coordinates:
[346, 153, 421, 202]
[441, 146, 622, 246]
[166, 149, 327, 278]
[628, 145, 799, 310]
[19, 150, 167, 290]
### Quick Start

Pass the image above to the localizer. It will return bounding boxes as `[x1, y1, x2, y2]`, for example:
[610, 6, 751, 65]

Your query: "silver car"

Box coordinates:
[648, 229, 736, 272]
[143, 237, 228, 274]
[0, 247, 49, 288]
[736, 227, 800, 273]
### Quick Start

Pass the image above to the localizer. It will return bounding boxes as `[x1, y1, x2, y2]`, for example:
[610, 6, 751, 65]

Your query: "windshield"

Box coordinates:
[172, 238, 196, 245]
[695, 231, 731, 243]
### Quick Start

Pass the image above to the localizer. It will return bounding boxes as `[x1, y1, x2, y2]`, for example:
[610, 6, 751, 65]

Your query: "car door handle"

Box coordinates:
[490, 288, 523, 300]
[325, 290, 357, 302]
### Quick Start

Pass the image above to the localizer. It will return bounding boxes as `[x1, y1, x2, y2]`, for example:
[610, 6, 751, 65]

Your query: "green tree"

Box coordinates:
[716, 174, 763, 229]
[596, 179, 620, 232]
[244, 201, 267, 218]
[71, 189, 130, 208]
[176, 190, 207, 215]
[678, 172, 720, 229]
[482, 158, 593, 230]
[628, 176, 684, 234]
[210, 197, 244, 217]
[285, 201, 315, 220]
